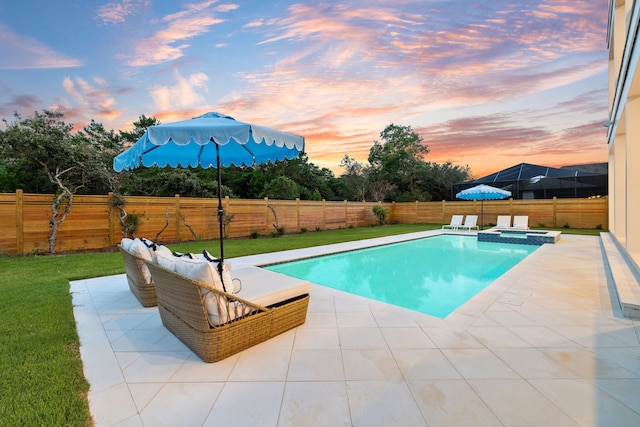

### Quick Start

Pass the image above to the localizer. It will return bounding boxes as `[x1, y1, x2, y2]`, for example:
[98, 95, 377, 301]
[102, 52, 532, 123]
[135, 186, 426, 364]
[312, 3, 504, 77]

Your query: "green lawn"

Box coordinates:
[0, 224, 601, 426]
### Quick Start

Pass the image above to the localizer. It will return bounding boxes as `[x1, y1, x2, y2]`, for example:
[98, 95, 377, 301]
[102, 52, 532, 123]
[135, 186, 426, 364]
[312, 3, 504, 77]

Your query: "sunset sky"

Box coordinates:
[0, 0, 609, 179]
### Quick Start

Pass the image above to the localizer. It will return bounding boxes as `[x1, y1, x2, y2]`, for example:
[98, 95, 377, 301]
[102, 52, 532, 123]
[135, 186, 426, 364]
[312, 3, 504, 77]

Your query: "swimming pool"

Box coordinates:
[264, 234, 538, 318]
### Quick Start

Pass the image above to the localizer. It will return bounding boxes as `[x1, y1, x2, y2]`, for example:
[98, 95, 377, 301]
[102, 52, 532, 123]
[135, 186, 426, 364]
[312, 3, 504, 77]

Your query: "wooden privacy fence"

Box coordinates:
[0, 190, 608, 255]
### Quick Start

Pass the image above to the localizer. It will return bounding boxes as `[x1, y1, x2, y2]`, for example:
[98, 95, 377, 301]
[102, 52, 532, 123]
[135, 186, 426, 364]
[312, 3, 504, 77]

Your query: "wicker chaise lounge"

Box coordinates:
[146, 261, 311, 362]
[118, 243, 157, 307]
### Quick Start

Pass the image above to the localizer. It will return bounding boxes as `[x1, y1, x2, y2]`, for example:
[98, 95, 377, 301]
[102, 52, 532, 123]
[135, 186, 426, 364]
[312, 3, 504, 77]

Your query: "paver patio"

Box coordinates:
[71, 232, 640, 426]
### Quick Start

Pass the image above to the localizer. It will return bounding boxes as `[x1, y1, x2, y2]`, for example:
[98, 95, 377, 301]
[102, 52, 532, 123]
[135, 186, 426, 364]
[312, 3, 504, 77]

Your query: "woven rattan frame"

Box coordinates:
[146, 261, 309, 362]
[118, 245, 157, 307]
[267, 295, 310, 338]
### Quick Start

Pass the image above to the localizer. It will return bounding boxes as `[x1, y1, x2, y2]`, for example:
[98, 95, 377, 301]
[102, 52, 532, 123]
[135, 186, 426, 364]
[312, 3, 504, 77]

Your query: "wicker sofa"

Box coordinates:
[146, 261, 311, 362]
[118, 244, 157, 307]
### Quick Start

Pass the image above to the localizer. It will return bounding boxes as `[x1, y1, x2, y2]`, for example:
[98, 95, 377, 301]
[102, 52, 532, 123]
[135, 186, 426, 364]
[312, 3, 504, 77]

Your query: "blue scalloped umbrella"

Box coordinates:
[114, 112, 305, 276]
[456, 184, 512, 229]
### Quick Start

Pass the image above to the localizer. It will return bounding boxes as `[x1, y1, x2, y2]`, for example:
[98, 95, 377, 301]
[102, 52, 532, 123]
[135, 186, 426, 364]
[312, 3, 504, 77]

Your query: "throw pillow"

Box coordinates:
[173, 256, 224, 291]
[152, 245, 173, 263]
[120, 238, 134, 251]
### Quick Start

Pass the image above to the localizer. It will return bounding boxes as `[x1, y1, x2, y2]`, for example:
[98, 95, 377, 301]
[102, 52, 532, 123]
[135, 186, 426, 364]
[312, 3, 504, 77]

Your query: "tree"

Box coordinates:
[260, 175, 299, 200]
[72, 119, 124, 195]
[119, 114, 159, 143]
[337, 123, 471, 202]
[126, 168, 233, 198]
[339, 155, 368, 201]
[367, 124, 429, 201]
[264, 153, 339, 200]
[0, 110, 104, 253]
[420, 161, 471, 201]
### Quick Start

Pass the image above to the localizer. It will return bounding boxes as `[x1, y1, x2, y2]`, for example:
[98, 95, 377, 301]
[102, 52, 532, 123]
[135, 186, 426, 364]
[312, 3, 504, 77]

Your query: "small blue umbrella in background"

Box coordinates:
[456, 184, 512, 229]
[113, 112, 305, 282]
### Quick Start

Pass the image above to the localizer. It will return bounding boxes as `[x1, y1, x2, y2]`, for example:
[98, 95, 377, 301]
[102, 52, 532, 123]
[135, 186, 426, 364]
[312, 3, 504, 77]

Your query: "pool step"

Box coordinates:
[600, 232, 640, 319]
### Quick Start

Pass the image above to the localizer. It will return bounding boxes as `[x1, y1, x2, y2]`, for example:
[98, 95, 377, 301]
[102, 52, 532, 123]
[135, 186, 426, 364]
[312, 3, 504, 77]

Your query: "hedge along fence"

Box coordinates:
[0, 190, 608, 255]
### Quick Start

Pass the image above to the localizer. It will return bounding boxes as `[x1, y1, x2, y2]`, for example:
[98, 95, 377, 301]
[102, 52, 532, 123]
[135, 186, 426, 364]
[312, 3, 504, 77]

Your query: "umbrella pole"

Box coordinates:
[481, 196, 484, 230]
[215, 143, 226, 290]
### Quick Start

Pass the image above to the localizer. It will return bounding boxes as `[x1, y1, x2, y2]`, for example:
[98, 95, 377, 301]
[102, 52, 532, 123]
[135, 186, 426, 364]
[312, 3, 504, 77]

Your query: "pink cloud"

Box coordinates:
[0, 23, 83, 70]
[97, 0, 150, 25]
[0, 94, 42, 118]
[58, 76, 123, 123]
[125, 1, 236, 67]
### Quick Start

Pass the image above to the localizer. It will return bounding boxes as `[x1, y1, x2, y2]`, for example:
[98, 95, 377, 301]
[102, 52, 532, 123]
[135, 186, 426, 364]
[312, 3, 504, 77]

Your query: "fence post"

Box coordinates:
[362, 200, 367, 226]
[344, 200, 348, 228]
[175, 194, 181, 242]
[16, 189, 24, 255]
[264, 197, 270, 234]
[323, 199, 327, 230]
[296, 198, 300, 231]
[108, 192, 115, 247]
[553, 196, 557, 228]
[441, 200, 446, 224]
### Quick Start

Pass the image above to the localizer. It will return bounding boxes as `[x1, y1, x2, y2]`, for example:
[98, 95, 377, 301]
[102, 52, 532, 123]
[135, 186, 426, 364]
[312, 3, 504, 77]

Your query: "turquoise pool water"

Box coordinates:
[264, 234, 538, 318]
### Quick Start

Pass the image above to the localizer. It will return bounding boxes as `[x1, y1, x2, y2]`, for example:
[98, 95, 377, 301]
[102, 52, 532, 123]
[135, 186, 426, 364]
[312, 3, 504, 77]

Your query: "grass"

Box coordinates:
[0, 223, 602, 425]
[0, 253, 124, 426]
[176, 224, 444, 256]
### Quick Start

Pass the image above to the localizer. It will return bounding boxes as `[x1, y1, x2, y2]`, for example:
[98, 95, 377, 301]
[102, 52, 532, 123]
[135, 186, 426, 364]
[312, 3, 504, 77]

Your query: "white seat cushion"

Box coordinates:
[232, 267, 311, 308]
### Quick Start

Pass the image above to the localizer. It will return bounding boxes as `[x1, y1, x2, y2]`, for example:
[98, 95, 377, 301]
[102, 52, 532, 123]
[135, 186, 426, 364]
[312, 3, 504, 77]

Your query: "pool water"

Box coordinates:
[264, 234, 538, 318]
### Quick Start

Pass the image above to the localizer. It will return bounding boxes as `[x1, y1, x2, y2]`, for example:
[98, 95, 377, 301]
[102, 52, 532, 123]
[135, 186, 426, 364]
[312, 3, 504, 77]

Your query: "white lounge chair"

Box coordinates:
[459, 215, 479, 231]
[494, 215, 511, 229]
[442, 214, 464, 230]
[513, 215, 529, 230]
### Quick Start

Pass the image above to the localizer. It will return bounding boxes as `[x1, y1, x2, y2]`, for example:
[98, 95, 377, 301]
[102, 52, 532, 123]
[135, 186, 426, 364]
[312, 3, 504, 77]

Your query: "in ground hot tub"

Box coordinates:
[477, 229, 561, 245]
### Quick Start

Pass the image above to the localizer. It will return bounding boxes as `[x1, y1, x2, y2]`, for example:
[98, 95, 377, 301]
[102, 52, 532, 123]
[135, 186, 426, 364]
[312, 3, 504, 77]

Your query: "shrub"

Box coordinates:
[249, 231, 259, 239]
[123, 212, 143, 238]
[372, 205, 390, 225]
[222, 212, 234, 239]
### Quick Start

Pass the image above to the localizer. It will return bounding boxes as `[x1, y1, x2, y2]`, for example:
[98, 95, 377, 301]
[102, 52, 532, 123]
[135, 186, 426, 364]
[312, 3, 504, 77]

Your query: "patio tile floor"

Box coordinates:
[71, 232, 640, 426]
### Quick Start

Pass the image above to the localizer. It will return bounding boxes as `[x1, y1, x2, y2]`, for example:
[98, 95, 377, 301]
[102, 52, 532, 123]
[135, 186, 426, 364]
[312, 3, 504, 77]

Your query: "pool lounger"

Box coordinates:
[442, 214, 464, 230]
[146, 262, 311, 363]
